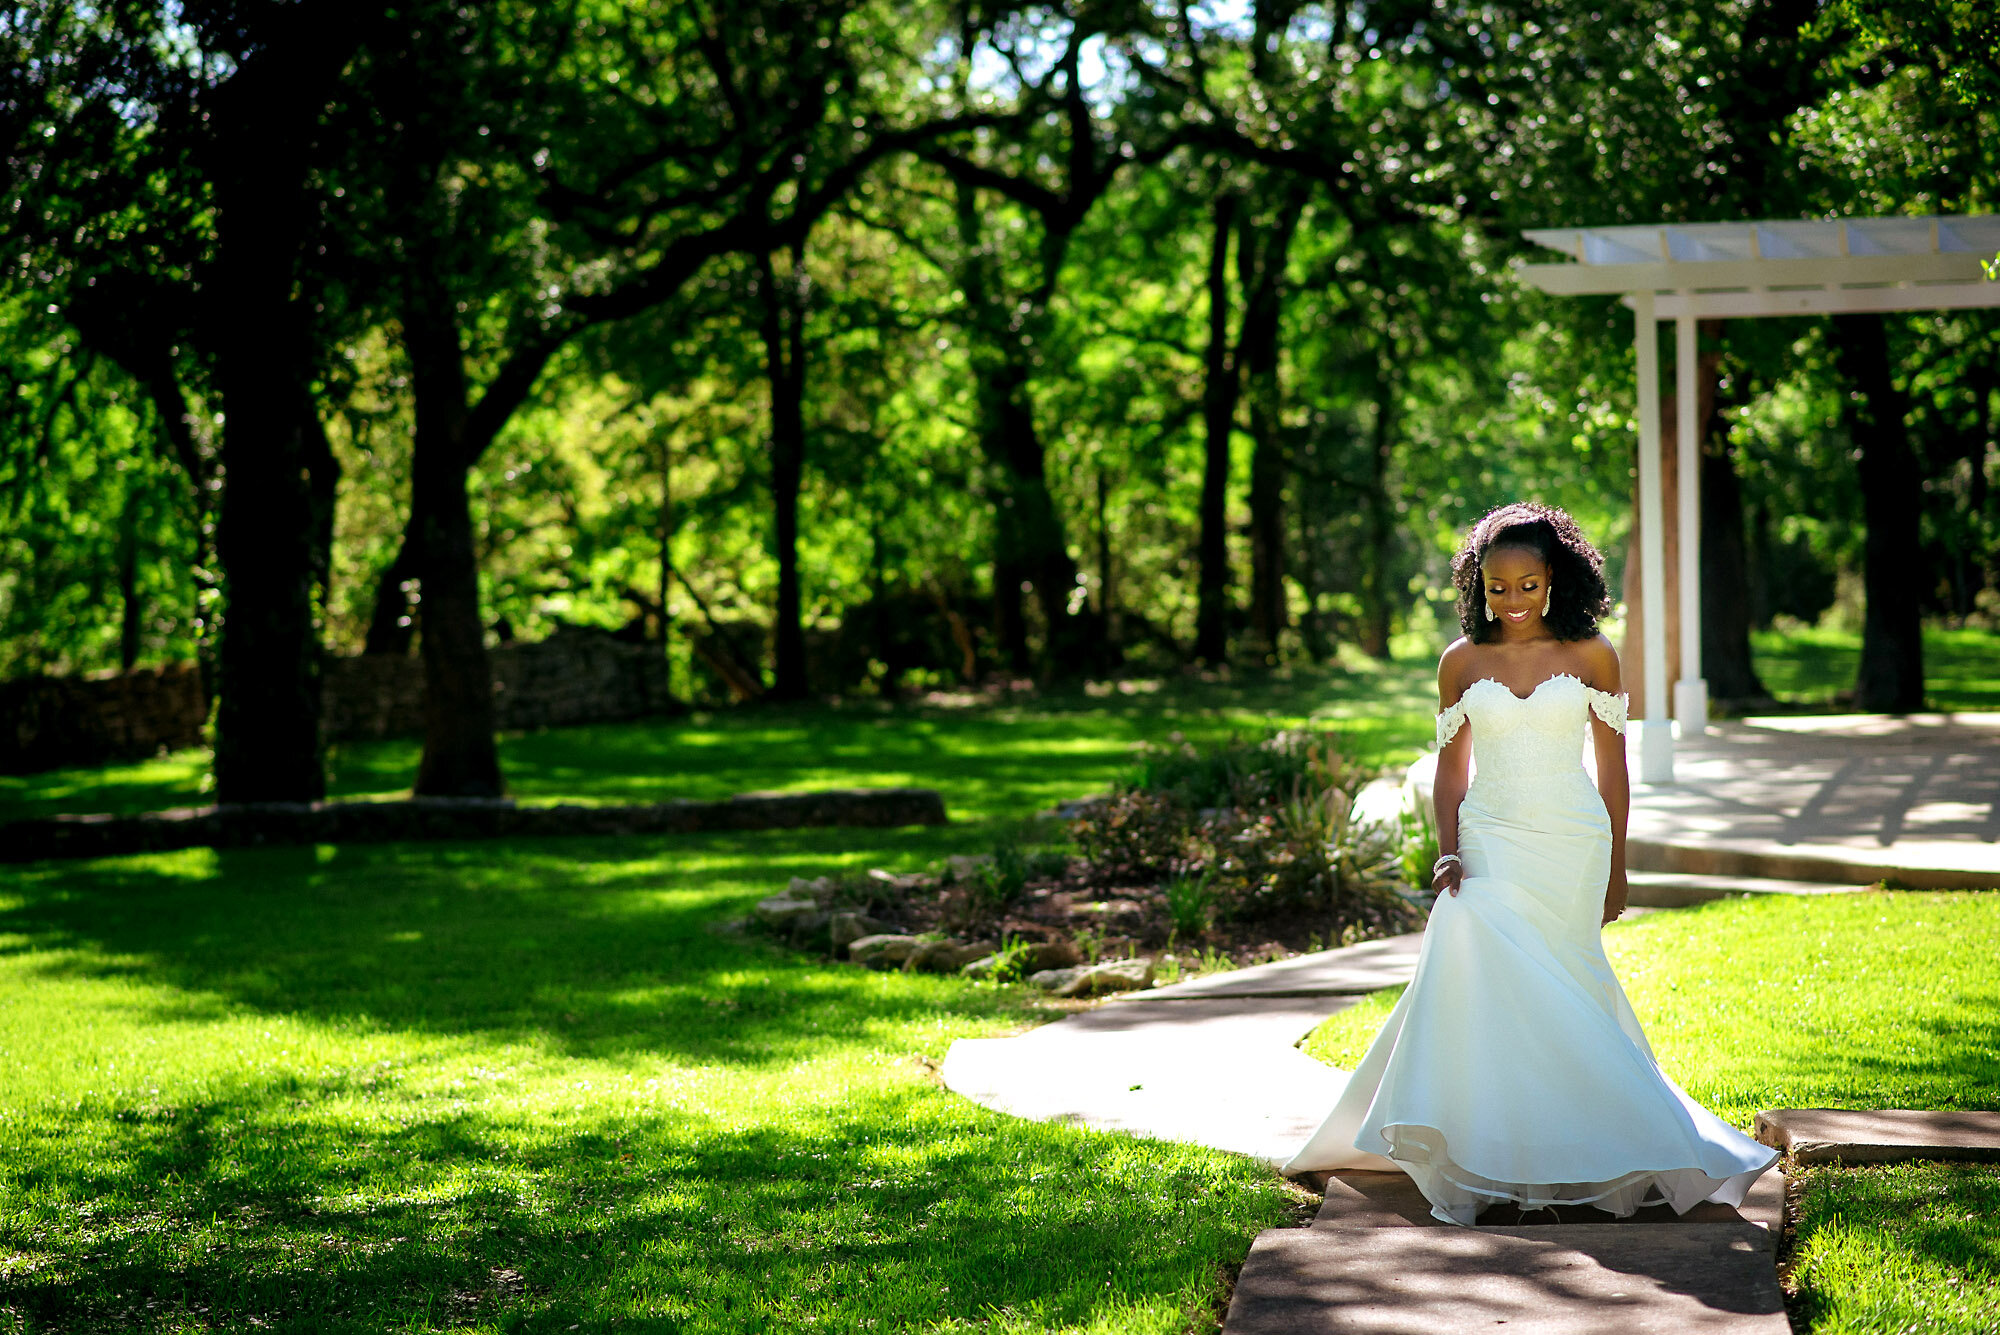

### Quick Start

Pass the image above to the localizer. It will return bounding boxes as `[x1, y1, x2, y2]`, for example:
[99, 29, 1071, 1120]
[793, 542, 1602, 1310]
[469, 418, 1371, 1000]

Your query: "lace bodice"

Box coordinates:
[1435, 673, 1627, 783]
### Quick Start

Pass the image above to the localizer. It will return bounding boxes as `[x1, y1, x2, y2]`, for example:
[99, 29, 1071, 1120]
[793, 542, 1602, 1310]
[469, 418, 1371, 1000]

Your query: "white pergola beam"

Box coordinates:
[1521, 251, 1987, 295]
[1644, 282, 2000, 320]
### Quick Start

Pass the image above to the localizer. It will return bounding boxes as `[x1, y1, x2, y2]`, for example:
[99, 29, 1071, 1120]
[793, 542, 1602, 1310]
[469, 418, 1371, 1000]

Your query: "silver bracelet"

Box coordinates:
[1432, 853, 1462, 875]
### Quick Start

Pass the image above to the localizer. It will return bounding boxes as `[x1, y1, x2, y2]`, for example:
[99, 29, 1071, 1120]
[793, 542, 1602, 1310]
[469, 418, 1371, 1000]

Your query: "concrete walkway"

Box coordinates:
[940, 936, 1423, 1165]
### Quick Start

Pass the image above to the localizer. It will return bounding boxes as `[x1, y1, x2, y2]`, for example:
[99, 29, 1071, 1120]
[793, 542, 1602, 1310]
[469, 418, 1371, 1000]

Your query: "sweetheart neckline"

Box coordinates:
[1459, 671, 1588, 705]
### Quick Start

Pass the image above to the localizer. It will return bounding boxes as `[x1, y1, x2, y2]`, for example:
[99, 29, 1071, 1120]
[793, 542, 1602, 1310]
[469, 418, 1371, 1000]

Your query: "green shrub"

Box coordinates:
[1396, 797, 1440, 900]
[1164, 869, 1218, 939]
[1070, 789, 1192, 882]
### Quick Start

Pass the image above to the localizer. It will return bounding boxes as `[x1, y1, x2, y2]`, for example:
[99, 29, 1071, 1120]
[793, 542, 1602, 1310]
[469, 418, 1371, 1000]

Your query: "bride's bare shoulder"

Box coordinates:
[1571, 634, 1622, 692]
[1438, 637, 1480, 704]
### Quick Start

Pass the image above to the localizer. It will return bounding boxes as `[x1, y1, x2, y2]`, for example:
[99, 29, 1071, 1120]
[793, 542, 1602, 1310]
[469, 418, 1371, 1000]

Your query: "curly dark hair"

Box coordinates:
[1450, 501, 1613, 644]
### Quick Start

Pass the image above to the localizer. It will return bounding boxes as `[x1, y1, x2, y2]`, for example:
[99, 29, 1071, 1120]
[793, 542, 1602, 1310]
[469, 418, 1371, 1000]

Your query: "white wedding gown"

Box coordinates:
[1283, 672, 1777, 1225]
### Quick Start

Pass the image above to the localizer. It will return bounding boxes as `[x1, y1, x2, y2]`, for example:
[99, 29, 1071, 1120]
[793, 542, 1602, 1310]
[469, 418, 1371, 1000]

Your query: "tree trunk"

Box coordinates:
[1239, 193, 1299, 664]
[118, 488, 142, 673]
[1700, 438, 1768, 700]
[203, 3, 378, 804]
[953, 181, 1088, 678]
[1095, 462, 1120, 651]
[1831, 313, 1926, 712]
[1359, 374, 1395, 658]
[364, 538, 420, 656]
[210, 195, 326, 804]
[405, 270, 504, 797]
[1694, 320, 1766, 701]
[1196, 194, 1240, 665]
[757, 248, 811, 701]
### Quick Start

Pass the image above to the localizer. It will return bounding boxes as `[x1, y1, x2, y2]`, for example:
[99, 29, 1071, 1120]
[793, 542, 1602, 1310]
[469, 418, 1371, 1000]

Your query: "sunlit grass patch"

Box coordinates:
[1751, 624, 2000, 713]
[0, 825, 1302, 1331]
[1788, 1161, 2000, 1335]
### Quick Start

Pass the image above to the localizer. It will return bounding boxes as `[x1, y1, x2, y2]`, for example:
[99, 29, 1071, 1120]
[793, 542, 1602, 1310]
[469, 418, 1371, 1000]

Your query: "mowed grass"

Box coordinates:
[1302, 891, 2000, 1333]
[0, 659, 1438, 824]
[1751, 624, 2000, 712]
[0, 663, 1435, 1334]
[0, 834, 1298, 1334]
[1787, 1162, 2000, 1334]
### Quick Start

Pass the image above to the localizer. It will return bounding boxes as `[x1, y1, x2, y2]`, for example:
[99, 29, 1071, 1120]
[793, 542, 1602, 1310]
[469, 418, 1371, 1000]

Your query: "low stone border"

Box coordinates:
[0, 787, 948, 863]
[1755, 1108, 2000, 1165]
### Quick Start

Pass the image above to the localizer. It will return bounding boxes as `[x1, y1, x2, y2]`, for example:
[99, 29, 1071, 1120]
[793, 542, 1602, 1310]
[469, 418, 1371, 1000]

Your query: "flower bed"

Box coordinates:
[752, 730, 1433, 986]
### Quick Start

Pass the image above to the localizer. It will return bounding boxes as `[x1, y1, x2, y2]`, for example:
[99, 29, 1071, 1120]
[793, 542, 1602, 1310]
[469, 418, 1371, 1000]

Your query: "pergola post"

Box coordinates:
[1633, 293, 1674, 783]
[1673, 314, 1708, 735]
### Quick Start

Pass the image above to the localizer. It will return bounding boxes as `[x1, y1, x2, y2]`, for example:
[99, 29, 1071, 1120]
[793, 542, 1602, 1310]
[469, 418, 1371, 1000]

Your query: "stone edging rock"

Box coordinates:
[0, 787, 949, 863]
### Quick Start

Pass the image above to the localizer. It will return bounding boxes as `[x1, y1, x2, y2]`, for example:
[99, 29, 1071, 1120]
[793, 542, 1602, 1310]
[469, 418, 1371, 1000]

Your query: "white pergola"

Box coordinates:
[1517, 214, 2000, 783]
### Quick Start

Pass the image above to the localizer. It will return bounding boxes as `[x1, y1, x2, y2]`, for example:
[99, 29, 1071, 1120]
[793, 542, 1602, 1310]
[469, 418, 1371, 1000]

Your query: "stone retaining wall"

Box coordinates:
[322, 628, 677, 740]
[1, 787, 949, 862]
[1, 629, 680, 773]
[0, 663, 207, 774]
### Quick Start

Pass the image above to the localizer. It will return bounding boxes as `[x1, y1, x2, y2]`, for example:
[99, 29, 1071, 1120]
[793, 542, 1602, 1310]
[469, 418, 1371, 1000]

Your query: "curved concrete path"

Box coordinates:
[940, 934, 1422, 1165]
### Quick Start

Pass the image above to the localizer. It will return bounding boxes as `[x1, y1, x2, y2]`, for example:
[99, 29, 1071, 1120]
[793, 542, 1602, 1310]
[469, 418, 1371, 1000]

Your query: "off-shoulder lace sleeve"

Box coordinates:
[1585, 687, 1629, 735]
[1435, 700, 1468, 748]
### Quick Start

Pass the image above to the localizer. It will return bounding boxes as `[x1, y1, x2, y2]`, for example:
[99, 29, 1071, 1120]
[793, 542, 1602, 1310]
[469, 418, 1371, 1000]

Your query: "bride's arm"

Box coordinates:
[1433, 645, 1473, 897]
[1581, 637, 1629, 922]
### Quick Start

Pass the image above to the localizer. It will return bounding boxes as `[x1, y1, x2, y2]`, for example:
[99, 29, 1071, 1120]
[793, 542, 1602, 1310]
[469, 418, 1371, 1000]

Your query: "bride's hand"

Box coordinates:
[1433, 862, 1464, 897]
[1601, 867, 1629, 924]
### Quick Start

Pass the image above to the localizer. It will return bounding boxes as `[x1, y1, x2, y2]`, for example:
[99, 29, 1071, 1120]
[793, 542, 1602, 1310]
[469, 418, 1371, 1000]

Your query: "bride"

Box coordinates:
[1284, 501, 1777, 1225]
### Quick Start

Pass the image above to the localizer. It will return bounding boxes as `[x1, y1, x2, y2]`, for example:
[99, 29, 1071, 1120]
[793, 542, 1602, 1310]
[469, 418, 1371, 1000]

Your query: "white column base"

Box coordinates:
[1673, 677, 1710, 737]
[1634, 718, 1676, 784]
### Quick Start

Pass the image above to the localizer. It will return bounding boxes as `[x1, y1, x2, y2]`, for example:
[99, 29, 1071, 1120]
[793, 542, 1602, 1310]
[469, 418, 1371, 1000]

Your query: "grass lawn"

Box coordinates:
[1751, 624, 2000, 713]
[0, 834, 1307, 1333]
[1302, 891, 2000, 1333]
[0, 659, 1437, 825]
[0, 661, 1431, 1334]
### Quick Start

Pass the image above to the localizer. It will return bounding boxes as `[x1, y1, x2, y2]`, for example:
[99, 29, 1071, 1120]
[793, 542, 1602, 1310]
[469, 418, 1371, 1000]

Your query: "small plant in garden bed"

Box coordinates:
[751, 729, 1429, 983]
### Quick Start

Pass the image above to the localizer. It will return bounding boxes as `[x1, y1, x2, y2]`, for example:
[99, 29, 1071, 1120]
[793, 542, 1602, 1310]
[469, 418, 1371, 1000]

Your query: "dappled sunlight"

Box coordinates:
[0, 897, 1290, 1331]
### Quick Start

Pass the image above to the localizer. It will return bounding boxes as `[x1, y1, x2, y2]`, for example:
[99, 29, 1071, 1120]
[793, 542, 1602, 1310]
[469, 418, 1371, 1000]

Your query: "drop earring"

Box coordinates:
[1484, 601, 1497, 622]
[1542, 586, 1552, 615]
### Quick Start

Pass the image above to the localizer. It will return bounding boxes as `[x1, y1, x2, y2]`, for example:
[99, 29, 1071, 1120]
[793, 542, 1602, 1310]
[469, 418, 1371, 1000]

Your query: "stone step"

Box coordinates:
[1622, 869, 1870, 908]
[1223, 1221, 1788, 1334]
[1755, 1107, 2000, 1165]
[1307, 1170, 1783, 1234]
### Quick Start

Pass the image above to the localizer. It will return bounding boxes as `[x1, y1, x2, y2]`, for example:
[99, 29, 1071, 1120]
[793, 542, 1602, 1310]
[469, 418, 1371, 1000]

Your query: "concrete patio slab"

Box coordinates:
[1755, 1108, 2000, 1165]
[1223, 1222, 1787, 1334]
[1625, 712, 2000, 889]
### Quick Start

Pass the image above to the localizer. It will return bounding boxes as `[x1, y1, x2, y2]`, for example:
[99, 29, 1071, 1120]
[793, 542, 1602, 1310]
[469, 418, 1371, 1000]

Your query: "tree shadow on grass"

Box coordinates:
[0, 832, 1036, 1067]
[1, 1073, 1288, 1333]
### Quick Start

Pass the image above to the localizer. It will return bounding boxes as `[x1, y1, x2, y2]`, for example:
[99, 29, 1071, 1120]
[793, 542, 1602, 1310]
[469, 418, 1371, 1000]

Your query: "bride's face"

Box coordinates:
[1481, 546, 1552, 633]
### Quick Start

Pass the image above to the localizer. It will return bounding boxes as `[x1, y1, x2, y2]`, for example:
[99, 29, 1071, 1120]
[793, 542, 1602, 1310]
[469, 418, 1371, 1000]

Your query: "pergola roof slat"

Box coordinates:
[1517, 214, 2000, 315]
[1521, 250, 1987, 296]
